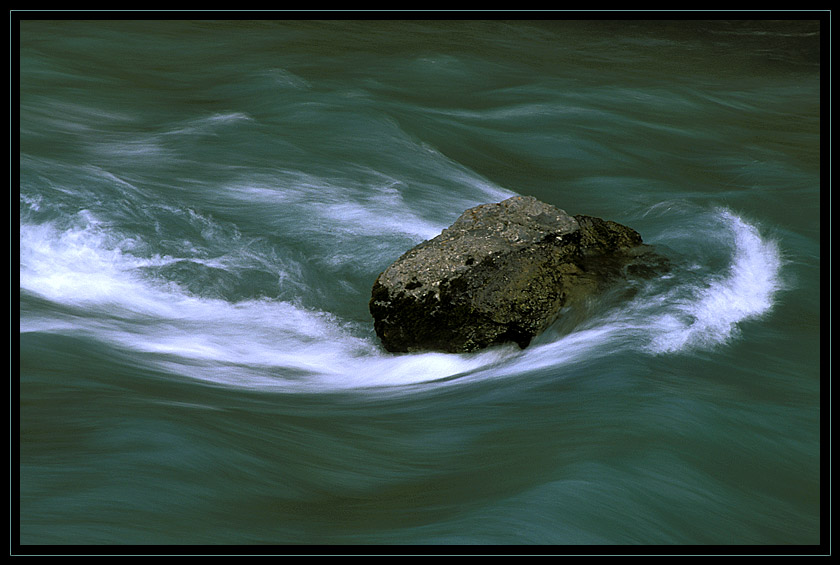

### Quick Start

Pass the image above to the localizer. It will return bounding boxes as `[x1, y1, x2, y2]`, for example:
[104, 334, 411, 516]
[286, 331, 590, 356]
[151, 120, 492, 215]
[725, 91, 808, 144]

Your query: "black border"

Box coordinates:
[11, 9, 831, 558]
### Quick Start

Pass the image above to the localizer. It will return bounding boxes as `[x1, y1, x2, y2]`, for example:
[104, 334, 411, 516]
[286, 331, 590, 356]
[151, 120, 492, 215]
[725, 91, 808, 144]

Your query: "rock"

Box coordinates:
[369, 195, 659, 353]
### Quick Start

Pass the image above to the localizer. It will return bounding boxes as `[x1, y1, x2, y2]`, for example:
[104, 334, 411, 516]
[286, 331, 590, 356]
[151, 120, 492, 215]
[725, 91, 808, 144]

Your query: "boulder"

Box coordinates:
[369, 195, 659, 353]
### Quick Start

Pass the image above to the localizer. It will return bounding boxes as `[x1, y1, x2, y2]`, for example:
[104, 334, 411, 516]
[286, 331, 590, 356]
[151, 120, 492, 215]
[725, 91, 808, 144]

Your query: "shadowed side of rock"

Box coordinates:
[369, 196, 658, 353]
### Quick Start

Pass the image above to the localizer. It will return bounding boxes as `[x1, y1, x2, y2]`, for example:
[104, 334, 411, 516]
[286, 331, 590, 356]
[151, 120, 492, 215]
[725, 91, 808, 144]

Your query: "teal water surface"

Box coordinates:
[18, 19, 822, 549]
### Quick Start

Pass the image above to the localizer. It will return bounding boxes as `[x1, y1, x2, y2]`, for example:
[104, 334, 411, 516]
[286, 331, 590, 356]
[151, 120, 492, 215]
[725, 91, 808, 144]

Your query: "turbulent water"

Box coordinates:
[18, 19, 822, 549]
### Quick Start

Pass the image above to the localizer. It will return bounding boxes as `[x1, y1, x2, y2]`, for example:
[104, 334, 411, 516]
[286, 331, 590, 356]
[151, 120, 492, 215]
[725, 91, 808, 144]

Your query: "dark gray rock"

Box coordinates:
[369, 195, 660, 353]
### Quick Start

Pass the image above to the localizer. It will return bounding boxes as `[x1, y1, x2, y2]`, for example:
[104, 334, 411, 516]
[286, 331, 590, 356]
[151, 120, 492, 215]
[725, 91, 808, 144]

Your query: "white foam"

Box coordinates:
[646, 208, 783, 354]
[20, 220, 172, 316]
[19, 206, 783, 393]
[19, 215, 495, 391]
[224, 171, 450, 242]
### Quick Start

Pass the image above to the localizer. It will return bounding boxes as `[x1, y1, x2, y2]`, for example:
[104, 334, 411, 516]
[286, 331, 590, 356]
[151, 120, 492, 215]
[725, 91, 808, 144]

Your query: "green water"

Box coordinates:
[17, 18, 823, 551]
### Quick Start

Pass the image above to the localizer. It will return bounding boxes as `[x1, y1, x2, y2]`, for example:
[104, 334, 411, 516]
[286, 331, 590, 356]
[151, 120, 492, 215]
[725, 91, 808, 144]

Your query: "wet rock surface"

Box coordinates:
[369, 195, 663, 353]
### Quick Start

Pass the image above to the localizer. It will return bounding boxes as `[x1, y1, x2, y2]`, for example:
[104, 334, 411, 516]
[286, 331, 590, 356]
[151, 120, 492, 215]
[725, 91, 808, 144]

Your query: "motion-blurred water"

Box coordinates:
[18, 19, 822, 547]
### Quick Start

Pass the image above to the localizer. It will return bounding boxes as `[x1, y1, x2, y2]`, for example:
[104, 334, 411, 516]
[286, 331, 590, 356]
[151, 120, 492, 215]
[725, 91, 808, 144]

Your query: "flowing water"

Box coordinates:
[18, 19, 823, 548]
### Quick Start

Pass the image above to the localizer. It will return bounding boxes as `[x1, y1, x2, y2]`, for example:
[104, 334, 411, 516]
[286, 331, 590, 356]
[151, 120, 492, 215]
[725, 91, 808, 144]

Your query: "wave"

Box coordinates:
[644, 208, 783, 354]
[19, 204, 783, 393]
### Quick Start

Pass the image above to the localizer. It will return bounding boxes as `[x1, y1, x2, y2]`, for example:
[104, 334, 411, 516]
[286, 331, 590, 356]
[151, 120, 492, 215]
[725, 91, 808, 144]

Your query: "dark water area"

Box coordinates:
[17, 17, 824, 551]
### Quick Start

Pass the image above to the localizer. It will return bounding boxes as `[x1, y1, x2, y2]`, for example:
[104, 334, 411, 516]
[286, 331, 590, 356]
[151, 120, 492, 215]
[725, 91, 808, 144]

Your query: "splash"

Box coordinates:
[19, 206, 783, 392]
[645, 208, 783, 354]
